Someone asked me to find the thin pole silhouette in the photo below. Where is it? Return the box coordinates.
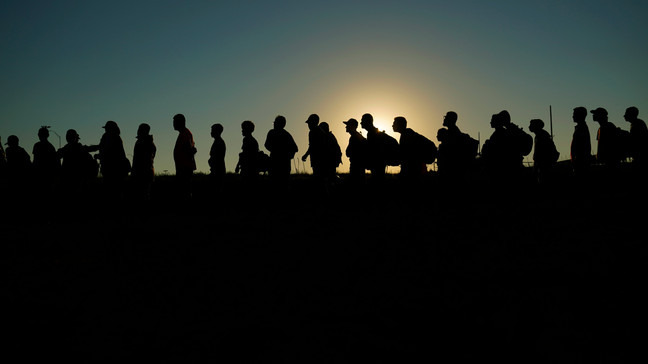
[550,105,554,140]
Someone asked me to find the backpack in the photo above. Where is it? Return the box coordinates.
[378,131,401,166]
[461,133,479,158]
[257,151,271,173]
[614,127,631,161]
[546,138,560,164]
[508,124,533,157]
[416,133,438,164]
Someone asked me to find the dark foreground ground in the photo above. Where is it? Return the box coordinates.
[3,169,647,362]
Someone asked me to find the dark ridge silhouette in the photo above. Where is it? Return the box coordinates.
[2,169,646,361]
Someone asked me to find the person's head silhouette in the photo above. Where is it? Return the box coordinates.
[137,123,151,139]
[65,129,80,144]
[320,121,330,133]
[528,119,545,134]
[173,114,186,131]
[443,111,458,127]
[38,126,50,141]
[498,110,511,126]
[490,114,503,130]
[590,108,608,124]
[392,116,407,134]
[211,123,223,138]
[274,115,287,130]
[624,106,639,122]
[343,118,359,134]
[305,114,320,130]
[573,107,587,123]
[241,120,255,136]
[6,135,19,148]
[360,113,374,131]
[102,120,120,135]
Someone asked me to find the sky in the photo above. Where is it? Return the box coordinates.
[2,0,647,175]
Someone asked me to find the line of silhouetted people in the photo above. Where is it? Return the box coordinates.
[1,107,647,205]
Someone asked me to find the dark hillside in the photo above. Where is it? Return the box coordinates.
[3,168,646,362]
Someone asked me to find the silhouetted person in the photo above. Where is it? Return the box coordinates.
[0,136,6,184]
[439,111,478,182]
[482,110,531,184]
[481,113,509,179]
[32,127,60,194]
[235,120,260,180]
[360,113,388,182]
[529,119,559,185]
[5,135,31,200]
[302,114,327,180]
[98,120,130,201]
[57,129,99,201]
[571,106,592,180]
[209,123,226,192]
[264,115,298,182]
[624,106,648,175]
[320,121,342,183]
[392,116,428,179]
[344,118,367,185]
[592,107,625,171]
[173,113,197,200]
[5,134,31,174]
[131,123,156,201]
[501,110,532,168]
[437,127,462,186]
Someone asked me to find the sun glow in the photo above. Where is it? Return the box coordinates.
[321,74,443,141]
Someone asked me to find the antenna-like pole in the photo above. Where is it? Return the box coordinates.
[549,105,554,140]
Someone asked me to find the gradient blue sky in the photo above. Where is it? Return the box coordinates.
[2,0,647,174]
